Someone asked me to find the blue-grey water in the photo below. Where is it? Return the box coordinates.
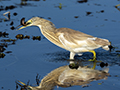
[0,0,120,90]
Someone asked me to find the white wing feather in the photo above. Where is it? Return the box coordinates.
[59,33,101,53]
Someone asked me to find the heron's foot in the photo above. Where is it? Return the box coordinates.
[89,56,96,61]
[69,63,79,69]
[88,50,97,62]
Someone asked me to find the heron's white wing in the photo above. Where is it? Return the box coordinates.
[57,28,95,48]
[58,33,101,53]
[58,33,92,52]
[57,28,110,52]
[59,33,76,51]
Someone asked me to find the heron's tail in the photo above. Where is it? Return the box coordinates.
[102,45,109,51]
[94,38,110,51]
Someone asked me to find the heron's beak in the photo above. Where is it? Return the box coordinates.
[16,25,27,30]
[15,80,32,90]
[108,45,114,52]
[16,18,32,30]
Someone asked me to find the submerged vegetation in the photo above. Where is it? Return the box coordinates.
[0,29,41,58]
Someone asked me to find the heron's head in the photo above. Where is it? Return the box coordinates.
[16,17,43,30]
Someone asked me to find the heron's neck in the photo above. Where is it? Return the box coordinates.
[37,24,56,36]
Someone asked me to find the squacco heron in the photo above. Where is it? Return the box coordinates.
[17,17,111,62]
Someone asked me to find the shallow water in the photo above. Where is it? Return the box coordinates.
[0,0,120,90]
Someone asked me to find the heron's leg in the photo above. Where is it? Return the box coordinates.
[70,52,75,59]
[69,52,75,64]
[92,61,97,69]
[69,52,79,69]
[89,50,96,61]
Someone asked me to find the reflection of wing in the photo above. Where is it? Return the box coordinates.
[16,63,109,90]
[58,66,109,87]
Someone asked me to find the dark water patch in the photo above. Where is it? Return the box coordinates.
[86,11,92,16]
[10,26,15,30]
[77,0,88,3]
[10,21,14,26]
[24,35,30,39]
[100,10,104,13]
[0,32,41,58]
[15,34,41,40]
[45,51,69,62]
[45,51,93,64]
[0,6,4,11]
[1,39,16,43]
[97,52,120,66]
[100,62,108,68]
[32,36,41,41]
[28,0,40,1]
[116,50,120,52]
[0,32,9,38]
[0,19,2,22]
[47,17,51,20]
[16,1,37,7]
[0,43,8,48]
[0,38,16,58]
[86,9,105,17]
[5,51,12,54]
[96,10,104,13]
[74,16,79,18]
[1,87,4,89]
[13,12,18,16]
[5,5,16,10]
[0,46,6,52]
[0,5,16,12]
[111,20,116,22]
[15,34,24,40]
[15,34,40,40]
[0,53,5,58]
[44,50,120,67]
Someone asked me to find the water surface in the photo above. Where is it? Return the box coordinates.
[0,0,120,90]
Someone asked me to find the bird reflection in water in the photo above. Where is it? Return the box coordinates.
[16,61,109,90]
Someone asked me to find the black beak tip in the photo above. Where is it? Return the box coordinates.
[15,24,22,30]
[108,45,114,52]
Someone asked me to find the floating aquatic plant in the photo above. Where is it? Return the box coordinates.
[59,3,62,9]
[0,53,5,58]
[32,36,41,41]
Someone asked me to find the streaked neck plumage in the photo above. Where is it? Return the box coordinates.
[37,20,56,36]
[36,20,64,49]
